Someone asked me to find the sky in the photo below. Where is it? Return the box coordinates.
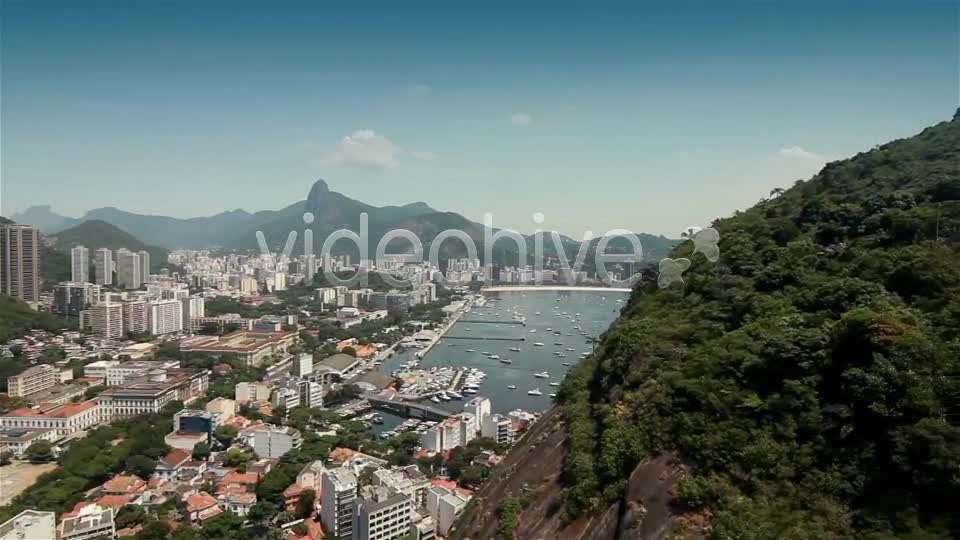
[1,0,957,238]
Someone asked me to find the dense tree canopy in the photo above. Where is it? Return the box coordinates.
[557,113,960,538]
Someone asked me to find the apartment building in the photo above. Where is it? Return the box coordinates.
[137,250,150,284]
[148,298,183,335]
[0,224,40,302]
[106,360,180,386]
[6,364,58,397]
[181,296,205,328]
[71,245,89,283]
[179,330,295,366]
[353,485,413,540]
[0,510,56,540]
[94,248,112,286]
[253,425,302,459]
[53,282,101,316]
[57,505,115,540]
[321,467,358,540]
[234,381,272,404]
[122,299,148,334]
[116,249,141,289]
[90,301,124,338]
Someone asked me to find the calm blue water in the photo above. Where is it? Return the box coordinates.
[379,290,627,415]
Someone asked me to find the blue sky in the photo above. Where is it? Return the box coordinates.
[1,1,957,237]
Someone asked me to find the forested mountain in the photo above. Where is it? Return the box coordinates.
[453,113,960,540]
[47,220,171,274]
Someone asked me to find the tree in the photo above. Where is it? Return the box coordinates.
[297,489,316,519]
[84,385,107,399]
[136,519,171,540]
[114,504,147,529]
[25,440,55,463]
[223,448,252,468]
[214,425,238,447]
[0,450,13,466]
[192,442,211,461]
[125,454,156,479]
[341,346,357,357]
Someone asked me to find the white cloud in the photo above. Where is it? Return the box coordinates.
[510,112,532,126]
[778,145,821,160]
[325,129,401,169]
[410,151,438,161]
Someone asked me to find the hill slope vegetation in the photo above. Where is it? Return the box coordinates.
[455,112,960,539]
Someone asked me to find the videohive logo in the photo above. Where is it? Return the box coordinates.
[255,212,720,289]
[657,226,720,288]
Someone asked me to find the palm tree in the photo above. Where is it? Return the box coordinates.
[769,187,786,198]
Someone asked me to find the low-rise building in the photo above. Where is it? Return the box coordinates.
[179,330,295,366]
[97,368,209,421]
[58,503,115,540]
[0,400,101,440]
[253,426,302,459]
[0,427,58,457]
[0,510,56,540]
[7,364,58,398]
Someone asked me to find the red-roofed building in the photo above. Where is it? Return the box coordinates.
[155,448,192,480]
[96,494,134,509]
[283,483,303,513]
[286,518,324,540]
[0,400,101,439]
[102,474,147,496]
[186,492,223,523]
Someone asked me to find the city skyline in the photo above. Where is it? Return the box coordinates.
[2,1,957,237]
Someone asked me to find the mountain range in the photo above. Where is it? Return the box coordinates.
[11,179,679,264]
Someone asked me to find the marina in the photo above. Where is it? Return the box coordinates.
[377,289,627,415]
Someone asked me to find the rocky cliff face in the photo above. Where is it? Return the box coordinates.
[450,406,708,540]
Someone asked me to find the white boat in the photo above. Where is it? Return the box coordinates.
[527,388,543,396]
[549,382,560,387]
[549,393,557,398]
[534,342,544,347]
[509,347,521,352]
[431,396,441,403]
[566,347,575,351]
[499,358,513,364]
[562,362,572,366]
[482,351,490,355]
[463,388,478,394]
[465,328,471,331]
[529,329,537,333]
[467,349,476,352]
[534,371,550,378]
[507,385,517,390]
[489,354,501,360]
[546,327,552,331]
[447,391,463,399]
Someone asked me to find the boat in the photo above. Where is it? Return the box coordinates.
[507,385,517,390]
[447,391,463,399]
[509,347,521,352]
[482,351,490,355]
[489,354,501,360]
[554,342,563,346]
[529,329,537,333]
[549,393,557,398]
[566,347,575,351]
[527,388,543,396]
[557,353,567,358]
[546,327,552,331]
[534,342,544,347]
[562,362,572,366]
[466,349,476,352]
[430,396,441,403]
[549,382,560,386]
[465,328,471,331]
[499,358,513,364]
[463,388,478,394]
[534,371,550,378]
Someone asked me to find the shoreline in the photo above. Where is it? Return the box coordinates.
[481,285,632,293]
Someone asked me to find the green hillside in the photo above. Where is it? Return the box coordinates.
[555,112,960,538]
[47,219,171,274]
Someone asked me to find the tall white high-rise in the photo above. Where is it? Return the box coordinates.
[91,302,124,339]
[181,296,205,328]
[94,248,113,286]
[321,468,357,540]
[116,249,141,289]
[148,299,183,335]
[71,245,89,283]
[122,299,148,334]
[137,250,150,284]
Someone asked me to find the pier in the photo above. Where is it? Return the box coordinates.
[364,394,453,421]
